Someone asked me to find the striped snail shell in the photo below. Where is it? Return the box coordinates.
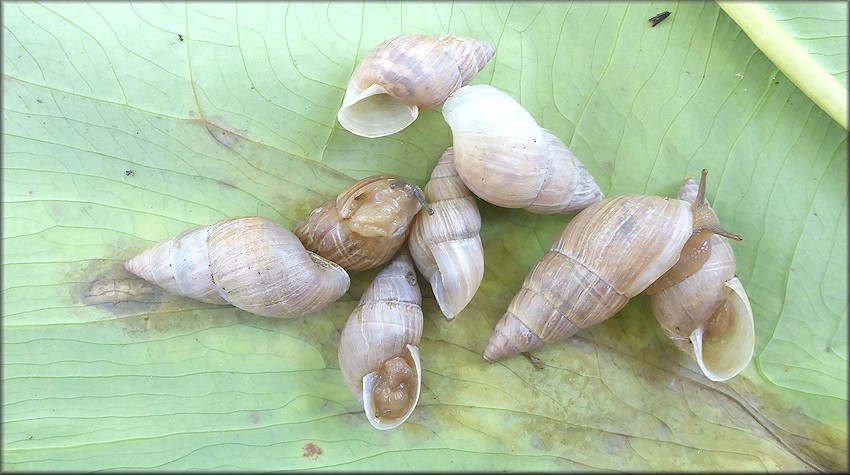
[645,173,753,381]
[337,250,424,430]
[441,84,604,214]
[408,147,484,320]
[294,175,432,271]
[338,34,496,138]
[482,170,739,362]
[124,216,350,318]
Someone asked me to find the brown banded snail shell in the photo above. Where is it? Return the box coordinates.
[645,173,754,381]
[338,34,496,138]
[337,250,424,430]
[294,175,432,271]
[482,170,740,362]
[408,147,484,320]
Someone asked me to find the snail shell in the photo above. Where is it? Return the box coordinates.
[294,175,430,271]
[646,176,754,381]
[338,251,424,430]
[441,84,604,214]
[482,171,737,362]
[408,147,484,320]
[125,216,350,318]
[338,34,497,138]
[482,195,693,362]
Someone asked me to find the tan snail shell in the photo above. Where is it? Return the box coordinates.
[441,84,604,214]
[338,250,424,430]
[483,170,740,362]
[408,147,484,320]
[338,34,497,138]
[645,175,754,381]
[294,175,432,271]
[124,216,350,318]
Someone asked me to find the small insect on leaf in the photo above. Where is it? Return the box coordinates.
[125,169,133,176]
[649,11,671,27]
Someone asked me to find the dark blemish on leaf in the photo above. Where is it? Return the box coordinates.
[79,260,164,316]
[36,99,43,104]
[201,115,246,149]
[248,411,262,425]
[649,11,671,27]
[178,33,184,41]
[522,352,544,370]
[601,161,614,174]
[125,169,133,176]
[217,180,237,189]
[302,442,323,460]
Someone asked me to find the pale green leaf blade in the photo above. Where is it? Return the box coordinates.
[3,1,847,471]
[717,1,849,129]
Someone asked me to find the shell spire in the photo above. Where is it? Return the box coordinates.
[338,34,497,138]
[409,147,484,320]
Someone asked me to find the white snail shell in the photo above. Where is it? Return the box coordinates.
[408,147,484,320]
[338,251,424,430]
[441,84,604,214]
[338,34,496,138]
[294,175,428,271]
[646,177,754,381]
[125,216,350,318]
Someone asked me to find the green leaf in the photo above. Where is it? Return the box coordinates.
[3,1,846,471]
[718,1,848,129]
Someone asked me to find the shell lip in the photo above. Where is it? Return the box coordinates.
[690,277,754,382]
[337,82,419,138]
[362,344,422,430]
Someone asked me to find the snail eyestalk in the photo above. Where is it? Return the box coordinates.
[390,179,434,215]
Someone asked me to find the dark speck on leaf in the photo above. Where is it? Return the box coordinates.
[125,169,133,176]
[178,33,184,41]
[649,11,671,27]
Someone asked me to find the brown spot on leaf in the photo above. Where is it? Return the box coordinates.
[302,442,323,460]
[601,161,614,174]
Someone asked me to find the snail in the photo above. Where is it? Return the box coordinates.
[441,84,604,214]
[337,34,497,138]
[644,174,754,381]
[294,175,433,271]
[124,216,350,318]
[337,250,424,430]
[482,170,741,362]
[408,147,484,320]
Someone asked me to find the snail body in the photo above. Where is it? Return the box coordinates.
[483,171,738,362]
[441,84,604,214]
[124,216,350,318]
[294,175,431,271]
[338,251,424,430]
[646,175,753,381]
[408,147,484,320]
[338,34,497,138]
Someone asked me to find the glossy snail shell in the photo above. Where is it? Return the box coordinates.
[646,177,754,381]
[482,194,694,362]
[408,147,484,320]
[338,251,424,430]
[441,84,604,214]
[124,216,350,318]
[338,34,496,138]
[294,175,430,271]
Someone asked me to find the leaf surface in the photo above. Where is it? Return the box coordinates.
[3,2,847,471]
